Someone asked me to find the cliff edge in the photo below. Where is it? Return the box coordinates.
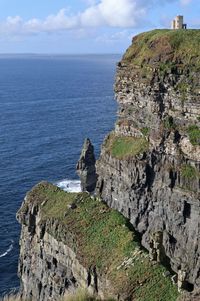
[96,29,200,293]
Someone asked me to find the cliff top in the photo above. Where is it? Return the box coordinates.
[18,182,179,301]
[122,29,200,70]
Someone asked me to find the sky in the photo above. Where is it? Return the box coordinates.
[0,0,199,54]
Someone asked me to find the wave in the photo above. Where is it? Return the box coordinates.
[0,240,14,258]
[55,179,81,193]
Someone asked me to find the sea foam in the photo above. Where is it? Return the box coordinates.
[0,240,14,258]
[55,179,81,193]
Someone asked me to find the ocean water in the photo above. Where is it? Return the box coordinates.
[0,54,119,296]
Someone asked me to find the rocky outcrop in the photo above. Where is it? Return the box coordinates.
[96,29,200,292]
[17,182,178,301]
[16,183,110,301]
[76,138,97,193]
[178,290,200,301]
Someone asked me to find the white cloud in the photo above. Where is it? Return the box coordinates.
[81,0,146,27]
[0,0,178,37]
[180,0,192,5]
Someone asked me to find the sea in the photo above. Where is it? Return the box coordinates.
[0,54,119,296]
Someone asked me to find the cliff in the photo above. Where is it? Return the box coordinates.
[17,182,178,301]
[96,29,200,293]
[16,29,200,301]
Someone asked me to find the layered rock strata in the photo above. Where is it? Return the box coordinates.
[96,29,200,292]
[17,182,178,301]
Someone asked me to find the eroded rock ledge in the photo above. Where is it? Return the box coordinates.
[17,182,178,301]
[96,29,200,295]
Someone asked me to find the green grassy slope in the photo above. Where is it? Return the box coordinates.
[123,29,200,71]
[21,182,179,301]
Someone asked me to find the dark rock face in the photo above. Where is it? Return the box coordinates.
[16,183,108,301]
[76,138,97,193]
[96,30,200,292]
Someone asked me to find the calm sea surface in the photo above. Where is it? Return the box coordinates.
[0,54,119,296]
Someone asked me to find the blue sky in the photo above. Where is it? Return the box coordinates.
[0,0,199,54]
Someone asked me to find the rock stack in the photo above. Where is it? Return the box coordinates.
[76,138,97,193]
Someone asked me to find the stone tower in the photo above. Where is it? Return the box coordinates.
[171,15,187,29]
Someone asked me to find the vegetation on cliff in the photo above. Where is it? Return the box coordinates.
[21,182,179,301]
[1,290,111,301]
[104,133,149,159]
[187,125,200,146]
[120,29,200,102]
[123,29,200,71]
[181,164,199,180]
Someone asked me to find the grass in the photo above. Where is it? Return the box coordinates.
[120,29,200,101]
[175,82,190,104]
[0,290,112,301]
[141,127,149,136]
[187,125,200,146]
[164,116,175,130]
[123,29,200,72]
[181,164,199,180]
[105,133,149,159]
[18,182,179,301]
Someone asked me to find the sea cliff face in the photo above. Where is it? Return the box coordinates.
[17,182,178,301]
[96,29,200,291]
[17,183,110,301]
[17,29,200,301]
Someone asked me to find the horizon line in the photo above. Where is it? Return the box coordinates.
[0,53,122,56]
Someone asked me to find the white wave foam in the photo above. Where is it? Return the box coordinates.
[0,240,14,258]
[55,179,81,193]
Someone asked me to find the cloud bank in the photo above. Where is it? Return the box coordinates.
[0,0,180,37]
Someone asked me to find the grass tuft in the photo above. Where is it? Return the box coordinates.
[187,125,200,146]
[181,164,199,179]
[141,127,150,136]
[62,290,101,301]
